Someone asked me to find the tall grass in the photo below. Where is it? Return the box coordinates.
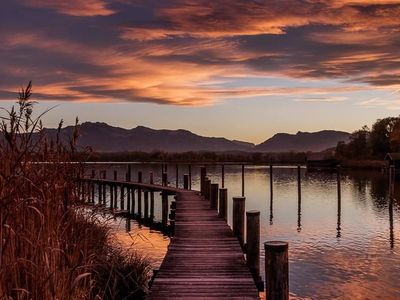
[0,83,151,299]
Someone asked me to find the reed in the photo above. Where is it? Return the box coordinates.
[0,82,150,299]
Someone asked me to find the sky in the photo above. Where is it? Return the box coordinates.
[1,0,400,143]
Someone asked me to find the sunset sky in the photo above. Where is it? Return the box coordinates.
[1,0,400,143]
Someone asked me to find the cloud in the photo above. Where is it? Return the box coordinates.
[20,0,116,16]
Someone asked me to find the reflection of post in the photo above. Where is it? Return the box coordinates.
[337,168,341,238]
[125,218,131,232]
[242,164,245,196]
[389,197,394,248]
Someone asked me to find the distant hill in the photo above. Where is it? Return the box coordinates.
[42,122,255,152]
[41,123,350,153]
[254,130,350,152]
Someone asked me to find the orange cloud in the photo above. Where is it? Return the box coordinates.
[21,0,116,16]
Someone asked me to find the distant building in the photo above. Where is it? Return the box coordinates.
[384,153,400,169]
[306,152,337,170]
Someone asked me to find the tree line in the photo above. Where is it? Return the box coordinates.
[336,117,400,159]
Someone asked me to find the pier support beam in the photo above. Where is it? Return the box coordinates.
[233,196,245,248]
[264,241,289,300]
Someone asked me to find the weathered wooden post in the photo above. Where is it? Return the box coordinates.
[138,171,142,218]
[297,165,301,232]
[270,164,273,198]
[219,188,228,221]
[188,164,192,189]
[91,170,95,203]
[246,210,262,290]
[183,174,189,189]
[204,178,211,201]
[169,200,176,231]
[131,187,135,215]
[102,170,106,203]
[150,172,154,220]
[127,164,132,182]
[175,164,179,188]
[114,171,118,209]
[120,185,125,210]
[233,196,245,247]
[110,182,114,209]
[242,164,245,196]
[162,172,168,186]
[297,165,301,198]
[210,183,219,209]
[200,166,206,195]
[98,177,102,204]
[337,167,341,238]
[144,190,149,220]
[162,192,168,228]
[264,241,289,300]
[222,164,225,188]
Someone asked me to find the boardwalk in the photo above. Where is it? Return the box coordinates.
[148,190,260,299]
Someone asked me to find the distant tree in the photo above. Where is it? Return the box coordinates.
[347,125,370,158]
[370,117,398,157]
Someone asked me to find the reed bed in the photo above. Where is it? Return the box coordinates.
[0,83,151,299]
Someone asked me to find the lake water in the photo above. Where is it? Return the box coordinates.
[89,163,400,300]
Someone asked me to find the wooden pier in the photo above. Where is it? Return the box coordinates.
[82,176,260,299]
[148,190,259,299]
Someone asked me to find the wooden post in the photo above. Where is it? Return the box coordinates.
[127,187,131,213]
[162,172,168,186]
[233,196,245,247]
[219,188,228,221]
[114,183,118,209]
[91,170,95,203]
[200,166,206,195]
[270,164,273,199]
[138,171,142,218]
[183,174,189,189]
[102,170,106,203]
[204,178,211,201]
[210,183,219,209]
[264,241,289,300]
[242,164,245,196]
[389,165,395,196]
[337,167,341,238]
[131,188,135,215]
[98,181,102,204]
[297,165,301,198]
[110,183,114,209]
[144,191,149,220]
[120,185,125,210]
[127,164,131,182]
[176,164,179,188]
[162,192,168,228]
[150,172,154,220]
[222,164,225,188]
[246,210,262,290]
[188,164,192,189]
[297,165,301,232]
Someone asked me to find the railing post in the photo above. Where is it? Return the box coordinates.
[204,178,211,201]
[246,210,262,290]
[264,241,289,300]
[138,171,142,218]
[144,190,149,220]
[150,172,154,220]
[120,185,125,210]
[219,188,228,221]
[162,172,168,186]
[91,170,95,203]
[210,183,219,209]
[127,164,132,182]
[183,174,189,189]
[102,170,106,203]
[233,196,245,247]
[200,166,206,195]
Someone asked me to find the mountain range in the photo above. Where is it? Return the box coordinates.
[43,122,350,153]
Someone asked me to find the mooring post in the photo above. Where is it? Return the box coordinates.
[144,190,149,220]
[297,165,301,197]
[242,164,245,196]
[150,172,154,220]
[138,171,142,218]
[162,172,168,186]
[200,166,206,195]
[210,183,219,209]
[188,164,192,189]
[219,188,228,221]
[162,192,168,228]
[183,174,189,189]
[270,164,273,198]
[246,210,262,290]
[264,241,289,300]
[204,178,211,201]
[389,165,395,195]
[175,164,179,188]
[222,164,225,188]
[233,196,246,248]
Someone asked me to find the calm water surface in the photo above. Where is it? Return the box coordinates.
[90,163,400,300]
